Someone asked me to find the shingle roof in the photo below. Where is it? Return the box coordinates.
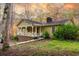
[17,19,69,26]
[41,19,69,26]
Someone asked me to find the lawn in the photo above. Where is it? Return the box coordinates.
[1,39,79,56]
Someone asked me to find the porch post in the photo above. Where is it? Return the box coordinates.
[40,26,42,36]
[35,26,37,36]
[32,26,34,37]
[26,26,27,35]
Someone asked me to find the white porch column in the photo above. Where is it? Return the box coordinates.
[32,26,34,37]
[40,26,42,36]
[26,26,27,35]
[35,26,37,36]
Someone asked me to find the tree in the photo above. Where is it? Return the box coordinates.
[33,4,47,22]
[62,4,79,25]
[24,3,32,20]
[46,4,64,20]
[62,6,76,25]
[2,3,14,51]
[35,8,44,22]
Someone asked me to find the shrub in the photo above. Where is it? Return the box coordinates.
[12,35,18,41]
[53,24,79,40]
[42,31,50,39]
[2,43,10,51]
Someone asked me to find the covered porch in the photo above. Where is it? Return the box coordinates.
[17,26,42,37]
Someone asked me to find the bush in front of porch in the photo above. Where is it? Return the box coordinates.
[42,31,50,39]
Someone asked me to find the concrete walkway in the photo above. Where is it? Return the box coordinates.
[10,39,42,46]
[0,39,42,49]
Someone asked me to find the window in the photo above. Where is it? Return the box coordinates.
[27,27,32,32]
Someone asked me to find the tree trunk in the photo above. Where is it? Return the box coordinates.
[2,3,13,51]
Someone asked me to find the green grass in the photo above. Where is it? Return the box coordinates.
[18,39,79,55]
[44,40,79,51]
[1,39,79,55]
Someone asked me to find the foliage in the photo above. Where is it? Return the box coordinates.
[53,24,79,40]
[42,31,50,39]
[12,35,18,41]
[2,43,10,51]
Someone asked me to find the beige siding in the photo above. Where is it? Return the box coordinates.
[18,22,32,27]
[41,26,53,37]
[17,22,32,36]
[74,18,79,26]
[65,21,72,25]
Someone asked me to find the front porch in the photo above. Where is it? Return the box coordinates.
[17,26,42,37]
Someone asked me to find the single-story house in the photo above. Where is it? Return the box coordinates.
[13,18,70,38]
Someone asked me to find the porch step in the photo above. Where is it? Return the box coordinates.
[17,36,32,42]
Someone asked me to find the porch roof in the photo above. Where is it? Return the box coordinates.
[17,19,69,27]
[38,19,69,26]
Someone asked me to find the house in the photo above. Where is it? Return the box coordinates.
[13,18,69,38]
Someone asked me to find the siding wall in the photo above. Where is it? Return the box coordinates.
[41,26,53,37]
